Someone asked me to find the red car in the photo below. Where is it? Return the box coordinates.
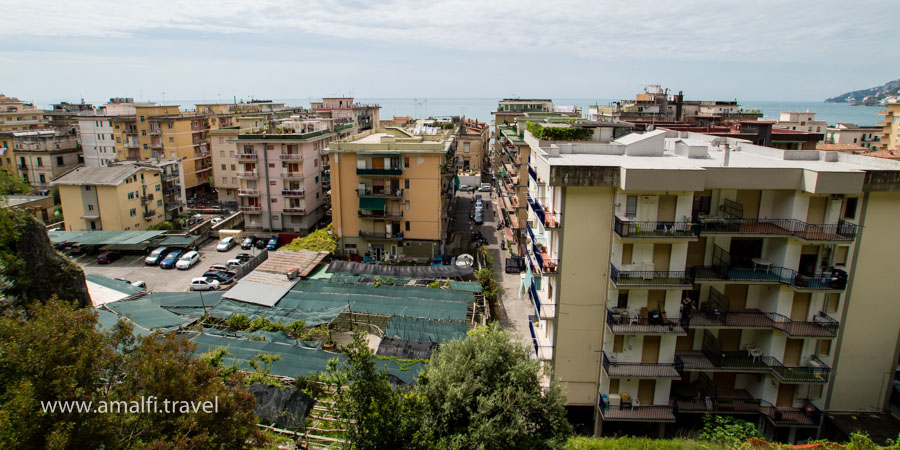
[97,251,122,264]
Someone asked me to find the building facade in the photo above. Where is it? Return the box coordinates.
[328,125,455,261]
[508,120,900,443]
[3,129,83,190]
[0,94,49,132]
[1,194,55,224]
[457,119,489,175]
[53,162,165,231]
[825,123,882,152]
[879,101,899,151]
[78,116,117,167]
[774,112,828,134]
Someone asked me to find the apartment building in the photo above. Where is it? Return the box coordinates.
[53,162,165,231]
[0,94,49,132]
[1,194,55,224]
[106,100,235,199]
[879,101,899,151]
[774,112,828,135]
[312,97,381,132]
[154,158,186,220]
[511,120,900,442]
[235,117,342,234]
[588,87,762,123]
[1,129,83,190]
[78,116,117,167]
[210,126,242,204]
[328,125,455,261]
[457,118,489,174]
[823,123,882,152]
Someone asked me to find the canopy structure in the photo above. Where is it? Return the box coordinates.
[358,197,386,210]
[49,230,167,250]
[327,260,473,278]
[104,298,193,332]
[155,234,205,248]
[86,274,145,306]
[377,337,438,360]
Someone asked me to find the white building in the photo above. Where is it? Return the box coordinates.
[774,112,827,134]
[77,116,117,167]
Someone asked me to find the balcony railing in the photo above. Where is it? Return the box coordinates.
[691,309,839,338]
[282,171,304,179]
[162,172,178,181]
[282,189,305,197]
[677,351,831,383]
[609,263,692,287]
[357,167,403,176]
[239,206,261,213]
[236,153,258,160]
[606,308,687,335]
[283,207,305,214]
[358,210,404,220]
[602,352,683,378]
[693,265,848,291]
[699,218,858,242]
[238,189,259,196]
[166,201,184,211]
[358,189,402,198]
[674,397,821,427]
[143,210,156,219]
[615,217,699,239]
[598,396,676,422]
[358,231,404,240]
[280,153,303,161]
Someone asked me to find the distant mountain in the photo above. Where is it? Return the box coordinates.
[826,79,900,106]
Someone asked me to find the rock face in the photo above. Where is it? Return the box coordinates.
[0,209,90,308]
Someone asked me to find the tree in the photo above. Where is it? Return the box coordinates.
[0,300,266,449]
[417,324,573,449]
[0,169,31,195]
[697,413,762,448]
[280,224,337,254]
[328,331,431,449]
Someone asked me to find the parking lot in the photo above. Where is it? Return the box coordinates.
[79,238,262,292]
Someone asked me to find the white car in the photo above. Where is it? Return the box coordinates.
[226,259,242,268]
[216,236,236,252]
[190,277,219,291]
[459,184,469,192]
[478,185,492,192]
[130,280,147,289]
[211,217,224,226]
[175,250,200,270]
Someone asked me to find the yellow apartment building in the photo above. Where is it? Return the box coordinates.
[512,121,900,443]
[1,128,83,190]
[327,126,455,261]
[0,94,49,132]
[53,162,165,231]
[457,118,489,174]
[879,101,900,151]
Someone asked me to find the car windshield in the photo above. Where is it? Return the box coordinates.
[180,253,194,260]
[150,248,164,256]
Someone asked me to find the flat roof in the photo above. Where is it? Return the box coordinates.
[49,230,166,245]
[1,195,50,207]
[52,163,159,186]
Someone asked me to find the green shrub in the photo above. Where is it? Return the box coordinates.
[287,320,306,337]
[526,121,592,141]
[227,314,250,330]
[248,316,285,332]
[697,413,761,448]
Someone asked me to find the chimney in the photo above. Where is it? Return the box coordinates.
[723,143,731,167]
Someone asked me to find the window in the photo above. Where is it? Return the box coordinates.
[405,179,410,189]
[130,208,136,216]
[270,181,276,185]
[315,192,319,199]
[36,157,42,167]
[128,192,134,199]
[616,292,628,308]
[244,145,253,153]
[87,204,94,211]
[464,143,470,153]
[39,174,45,184]
[221,164,226,170]
[56,156,63,166]
[168,137,174,143]
[625,195,637,218]
[157,200,162,207]
[85,186,91,191]
[405,221,410,231]
[315,176,319,184]
[817,339,832,357]
[271,198,277,203]
[155,184,161,191]
[230,164,235,171]
[139,116,145,122]
[843,197,858,219]
[116,136,121,143]
[141,130,146,136]
[835,246,849,266]
[268,163,275,168]
[167,123,173,129]
[404,157,410,168]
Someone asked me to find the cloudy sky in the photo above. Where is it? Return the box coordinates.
[1,0,897,105]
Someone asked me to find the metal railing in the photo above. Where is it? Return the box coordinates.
[358,189,403,198]
[358,231,403,240]
[602,352,684,378]
[282,189,305,197]
[678,351,831,383]
[693,264,848,290]
[237,171,258,178]
[283,207,305,214]
[692,309,839,338]
[610,263,692,287]
[279,153,303,161]
[281,171,304,179]
[598,396,676,422]
[615,217,699,238]
[237,189,259,196]
[699,217,858,241]
[236,153,258,160]
[357,167,403,176]
[143,210,156,218]
[239,206,260,212]
[606,308,687,334]
[674,397,821,427]
[358,210,403,220]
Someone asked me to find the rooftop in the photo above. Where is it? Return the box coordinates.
[52,162,161,186]
[1,195,50,208]
[328,127,453,154]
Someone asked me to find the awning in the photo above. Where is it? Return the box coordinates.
[359,197,386,210]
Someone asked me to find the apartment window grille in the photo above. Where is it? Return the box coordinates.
[625,195,637,218]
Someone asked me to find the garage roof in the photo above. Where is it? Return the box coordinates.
[49,230,166,245]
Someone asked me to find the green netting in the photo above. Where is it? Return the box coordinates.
[202,328,298,345]
[384,316,468,343]
[104,298,192,332]
[94,307,150,337]
[448,281,483,293]
[188,333,422,384]
[85,274,145,296]
[146,291,223,308]
[292,279,474,303]
[208,298,345,328]
[279,288,467,321]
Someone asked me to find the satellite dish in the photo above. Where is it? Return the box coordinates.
[456,254,474,267]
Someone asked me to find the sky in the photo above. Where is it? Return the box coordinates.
[1,0,898,105]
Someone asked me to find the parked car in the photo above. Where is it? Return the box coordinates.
[266,236,279,250]
[478,184,492,192]
[97,251,122,264]
[240,237,257,250]
[458,184,470,192]
[226,259,243,269]
[131,280,147,289]
[236,253,253,262]
[208,264,234,273]
[211,217,225,226]
[145,247,171,265]
[202,270,235,285]
[159,249,184,269]
[189,277,220,291]
[176,251,200,270]
[216,236,236,252]
[254,238,267,249]
[473,212,484,225]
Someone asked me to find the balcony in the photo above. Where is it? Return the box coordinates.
[357,167,403,176]
[236,153,258,161]
[143,210,156,219]
[609,263,692,288]
[606,308,687,335]
[282,171,304,179]
[674,397,821,427]
[694,246,848,291]
[528,196,562,229]
[614,217,698,240]
[358,210,404,220]
[602,352,683,378]
[162,172,178,181]
[358,189,402,199]
[528,321,554,361]
[282,189,305,197]
[677,351,831,383]
[597,396,675,423]
[280,153,303,161]
[283,207,305,215]
[238,189,259,197]
[149,127,161,136]
[358,231,403,241]
[125,140,139,149]
[239,206,261,213]
[237,171,258,178]
[166,201,185,211]
[692,290,840,337]
[140,193,153,203]
[699,217,858,242]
